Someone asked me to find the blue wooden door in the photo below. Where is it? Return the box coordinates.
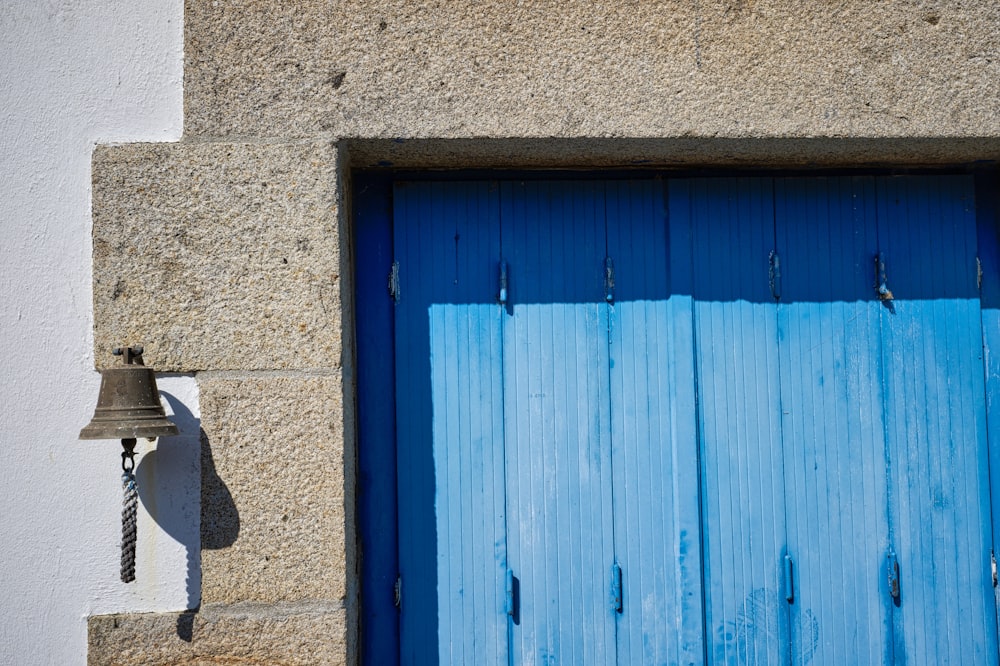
[500,181,617,665]
[391,178,705,664]
[393,181,509,665]
[674,178,792,665]
[876,176,998,664]
[379,173,1000,665]
[605,180,705,666]
[667,174,998,665]
[500,180,706,664]
[774,177,892,665]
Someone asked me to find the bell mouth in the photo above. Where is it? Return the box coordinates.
[79,411,179,440]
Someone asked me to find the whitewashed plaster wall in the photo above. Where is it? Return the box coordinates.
[0,2,186,664]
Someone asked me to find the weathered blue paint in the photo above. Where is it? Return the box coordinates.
[606,179,705,666]
[500,181,617,666]
[360,172,1000,665]
[393,181,508,665]
[774,176,890,665]
[676,177,791,666]
[877,175,998,665]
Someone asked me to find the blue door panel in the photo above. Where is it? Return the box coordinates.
[393,181,508,665]
[774,176,892,665]
[355,176,400,665]
[976,175,1000,657]
[500,181,618,666]
[876,175,998,665]
[675,177,791,665]
[606,179,705,665]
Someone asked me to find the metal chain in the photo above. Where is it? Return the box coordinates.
[120,467,138,583]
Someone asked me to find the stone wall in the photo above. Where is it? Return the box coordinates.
[184,0,1000,142]
[87,1,1000,663]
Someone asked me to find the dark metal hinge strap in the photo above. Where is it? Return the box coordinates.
[769,251,781,301]
[887,548,901,600]
[783,554,794,603]
[605,257,615,303]
[498,261,508,305]
[610,562,623,613]
[388,261,400,303]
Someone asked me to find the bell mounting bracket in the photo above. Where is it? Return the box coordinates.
[113,346,145,366]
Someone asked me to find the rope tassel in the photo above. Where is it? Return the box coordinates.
[121,470,138,583]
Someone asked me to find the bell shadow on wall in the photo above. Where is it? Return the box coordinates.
[135,391,239,642]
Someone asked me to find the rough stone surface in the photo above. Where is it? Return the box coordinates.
[186,0,1000,141]
[198,375,347,604]
[91,140,344,372]
[87,601,346,666]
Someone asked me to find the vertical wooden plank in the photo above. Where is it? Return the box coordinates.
[976,173,1000,666]
[665,179,708,666]
[355,175,400,665]
[606,179,704,665]
[501,180,617,666]
[877,175,998,665]
[774,176,891,665]
[679,177,791,665]
[393,180,436,665]
[394,181,508,665]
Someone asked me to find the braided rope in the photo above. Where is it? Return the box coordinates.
[121,471,138,583]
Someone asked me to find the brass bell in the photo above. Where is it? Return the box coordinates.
[80,346,178,441]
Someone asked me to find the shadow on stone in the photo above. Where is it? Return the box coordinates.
[171,432,240,641]
[176,610,196,642]
[201,429,239,550]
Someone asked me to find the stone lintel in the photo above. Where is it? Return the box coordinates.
[185,0,1000,140]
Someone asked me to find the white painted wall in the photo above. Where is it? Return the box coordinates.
[0,2,187,664]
